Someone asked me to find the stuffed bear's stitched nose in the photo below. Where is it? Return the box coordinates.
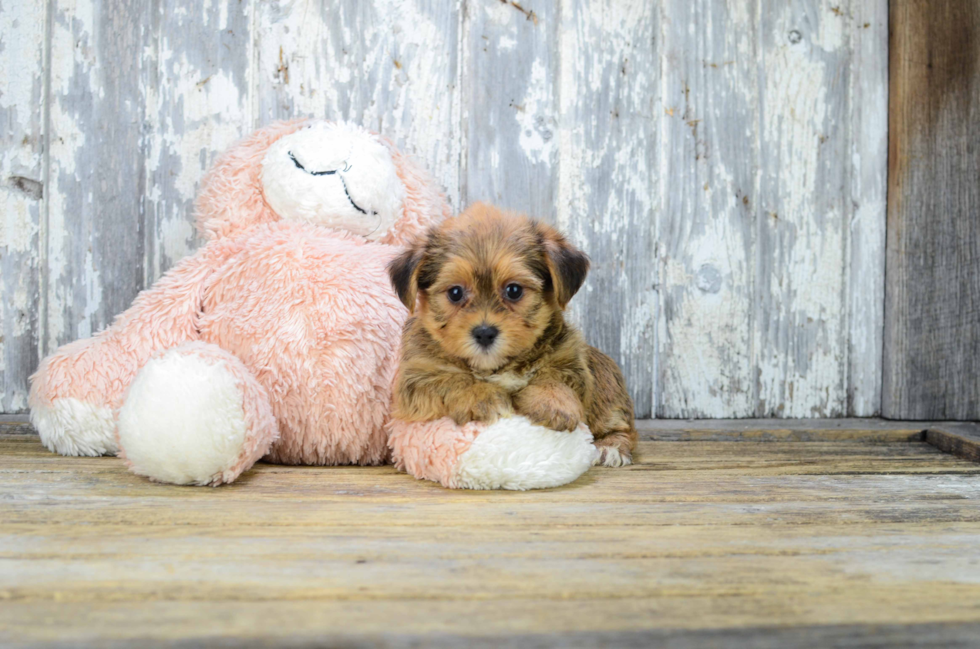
[472,325,499,349]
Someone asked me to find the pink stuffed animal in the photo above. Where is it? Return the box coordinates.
[29,119,596,489]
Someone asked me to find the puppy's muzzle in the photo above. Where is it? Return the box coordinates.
[471,325,499,349]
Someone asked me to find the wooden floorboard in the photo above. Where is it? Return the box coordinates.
[2,431,980,647]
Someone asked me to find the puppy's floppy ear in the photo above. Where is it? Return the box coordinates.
[388,245,424,312]
[538,223,590,308]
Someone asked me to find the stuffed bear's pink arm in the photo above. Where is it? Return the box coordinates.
[28,239,238,455]
[387,416,597,490]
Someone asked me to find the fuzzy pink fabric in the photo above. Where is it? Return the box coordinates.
[378,138,453,247]
[198,220,407,465]
[28,239,241,414]
[195,119,309,241]
[387,418,485,487]
[115,342,280,486]
[30,119,455,479]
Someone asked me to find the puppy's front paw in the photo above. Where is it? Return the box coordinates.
[515,382,584,432]
[527,407,580,432]
[593,445,632,467]
[451,384,513,425]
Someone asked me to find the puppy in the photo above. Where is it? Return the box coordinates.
[387,202,636,467]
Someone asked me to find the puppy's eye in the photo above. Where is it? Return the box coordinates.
[447,286,465,304]
[505,283,524,301]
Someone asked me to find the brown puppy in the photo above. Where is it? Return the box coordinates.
[387,202,636,467]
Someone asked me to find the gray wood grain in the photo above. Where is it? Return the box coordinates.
[754,0,851,417]
[460,0,558,220]
[557,0,658,418]
[16,623,980,649]
[846,0,888,416]
[141,0,253,282]
[44,0,149,352]
[926,423,980,464]
[657,0,886,418]
[658,0,759,418]
[0,0,894,419]
[0,0,45,413]
[883,0,980,420]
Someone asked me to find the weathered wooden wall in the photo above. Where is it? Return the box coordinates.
[883,0,980,420]
[0,0,888,418]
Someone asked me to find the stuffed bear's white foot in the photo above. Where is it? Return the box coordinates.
[451,416,597,490]
[117,343,279,486]
[31,398,118,457]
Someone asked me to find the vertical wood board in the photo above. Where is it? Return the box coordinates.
[657,0,759,418]
[141,0,254,283]
[45,0,148,353]
[557,0,659,417]
[883,0,980,419]
[845,0,888,416]
[754,0,851,417]
[460,0,558,220]
[0,0,46,412]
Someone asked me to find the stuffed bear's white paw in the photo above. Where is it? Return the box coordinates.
[118,349,249,486]
[593,445,633,468]
[31,398,118,456]
[451,416,597,490]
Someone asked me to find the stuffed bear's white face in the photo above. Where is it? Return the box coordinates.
[260,121,405,240]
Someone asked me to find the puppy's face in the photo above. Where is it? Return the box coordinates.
[389,203,589,372]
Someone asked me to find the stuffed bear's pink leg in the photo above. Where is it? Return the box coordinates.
[387,417,597,490]
[116,342,279,486]
[29,242,235,456]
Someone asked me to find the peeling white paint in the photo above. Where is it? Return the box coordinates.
[0,0,46,411]
[515,59,554,164]
[753,0,849,417]
[0,0,889,417]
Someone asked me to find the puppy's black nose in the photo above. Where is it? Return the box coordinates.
[472,325,499,349]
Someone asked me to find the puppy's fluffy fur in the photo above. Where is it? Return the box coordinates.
[388,203,636,467]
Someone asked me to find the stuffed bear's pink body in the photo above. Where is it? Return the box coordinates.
[29,120,448,484]
[195,221,407,466]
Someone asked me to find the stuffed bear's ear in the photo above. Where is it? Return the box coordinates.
[538,223,590,308]
[388,246,424,312]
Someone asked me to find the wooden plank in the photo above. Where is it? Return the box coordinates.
[754,0,851,417]
[638,418,928,443]
[844,0,888,417]
[3,434,980,646]
[2,609,980,649]
[845,0,888,416]
[44,0,149,351]
[0,414,938,442]
[0,416,33,435]
[556,0,658,417]
[0,414,947,443]
[460,0,557,220]
[926,423,980,464]
[883,1,980,419]
[7,437,977,480]
[656,1,887,418]
[253,0,462,208]
[0,0,45,413]
[141,0,253,282]
[657,0,759,418]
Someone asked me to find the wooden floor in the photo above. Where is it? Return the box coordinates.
[3,419,980,647]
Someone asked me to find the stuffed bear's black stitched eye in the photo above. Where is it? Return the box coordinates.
[505,284,523,301]
[447,286,465,303]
